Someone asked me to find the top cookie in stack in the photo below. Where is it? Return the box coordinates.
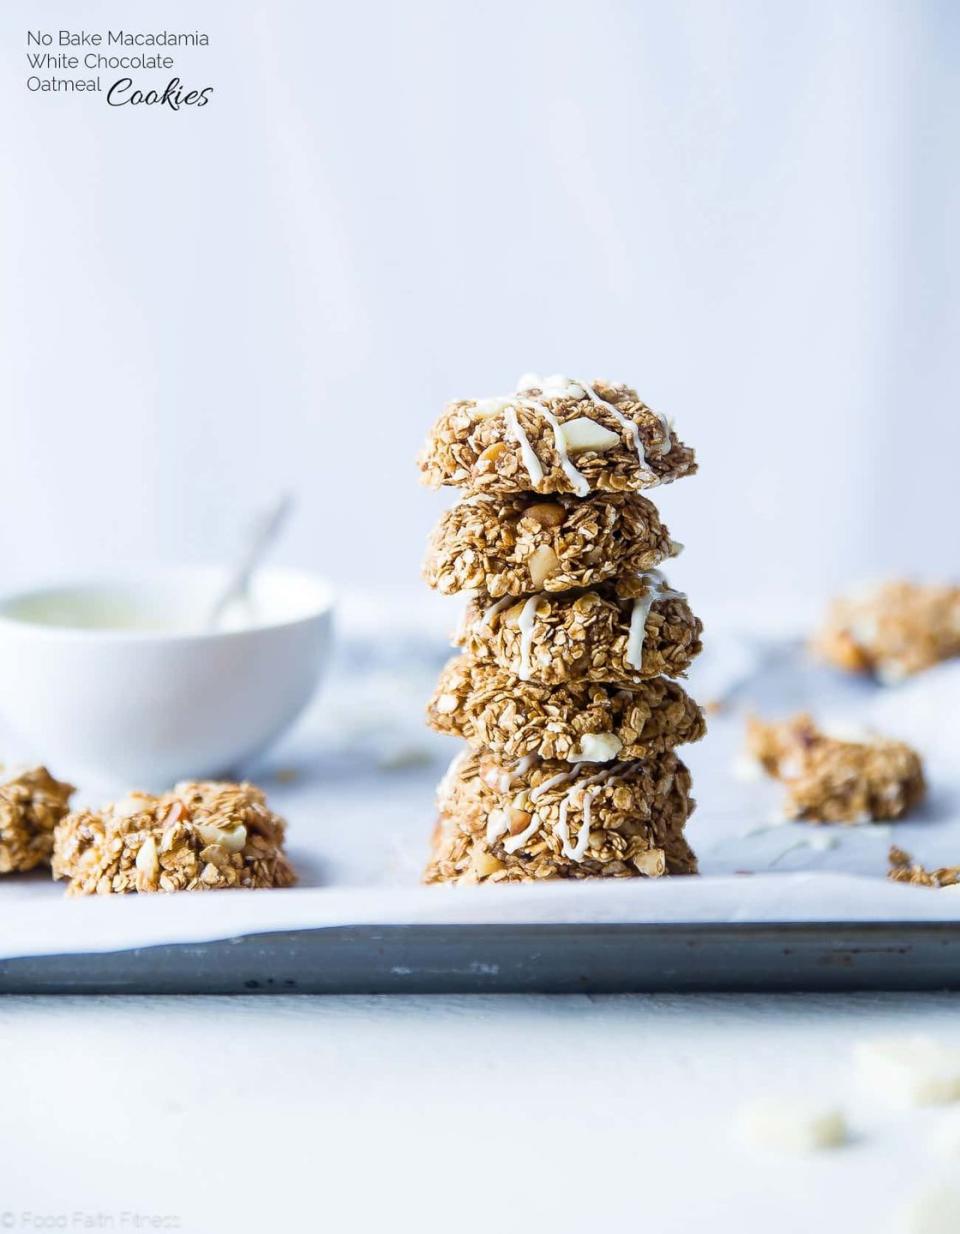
[418,374,704,885]
[418,374,696,496]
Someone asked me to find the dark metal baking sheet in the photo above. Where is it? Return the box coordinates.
[2,921,958,994]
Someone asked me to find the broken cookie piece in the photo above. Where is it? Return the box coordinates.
[888,846,960,889]
[745,713,925,823]
[52,780,296,895]
[0,765,75,874]
[814,580,960,683]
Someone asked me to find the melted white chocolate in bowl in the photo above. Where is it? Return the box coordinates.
[0,569,330,637]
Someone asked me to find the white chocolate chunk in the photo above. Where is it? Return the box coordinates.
[900,1185,960,1234]
[557,417,621,454]
[515,373,584,400]
[738,1098,848,1152]
[502,811,541,853]
[469,847,503,878]
[195,821,248,852]
[485,808,509,844]
[112,793,153,820]
[134,834,159,889]
[471,397,514,419]
[855,1036,960,1106]
[567,732,623,764]
[633,848,666,876]
[527,544,560,587]
[434,693,458,715]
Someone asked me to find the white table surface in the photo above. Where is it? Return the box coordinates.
[1,992,958,1233]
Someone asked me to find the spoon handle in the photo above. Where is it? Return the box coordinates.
[207,493,294,630]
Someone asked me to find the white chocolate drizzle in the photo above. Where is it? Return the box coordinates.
[551,764,624,863]
[557,786,600,861]
[484,755,539,846]
[504,406,544,487]
[469,373,675,493]
[519,397,590,497]
[497,754,534,793]
[625,570,683,669]
[580,378,672,460]
[503,811,542,854]
[577,764,625,791]
[576,379,653,473]
[497,763,627,864]
[485,809,509,845]
[530,768,579,802]
[516,594,540,680]
[479,594,512,627]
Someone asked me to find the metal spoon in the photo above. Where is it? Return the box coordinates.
[206,493,294,631]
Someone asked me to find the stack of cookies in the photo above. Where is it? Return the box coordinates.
[418,373,704,884]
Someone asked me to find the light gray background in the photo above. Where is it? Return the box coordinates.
[3,0,958,618]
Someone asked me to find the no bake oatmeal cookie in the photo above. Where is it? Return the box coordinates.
[418,374,696,496]
[746,714,925,824]
[459,573,702,687]
[0,766,74,874]
[424,749,697,884]
[424,490,678,597]
[814,581,960,682]
[52,780,296,896]
[428,654,705,763]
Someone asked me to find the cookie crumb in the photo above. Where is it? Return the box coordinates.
[889,846,960,888]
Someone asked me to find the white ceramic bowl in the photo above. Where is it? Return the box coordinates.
[0,567,334,787]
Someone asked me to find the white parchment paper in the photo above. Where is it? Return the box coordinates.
[1,610,957,961]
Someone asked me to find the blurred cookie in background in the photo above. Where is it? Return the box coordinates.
[813,581,960,683]
[745,713,925,824]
